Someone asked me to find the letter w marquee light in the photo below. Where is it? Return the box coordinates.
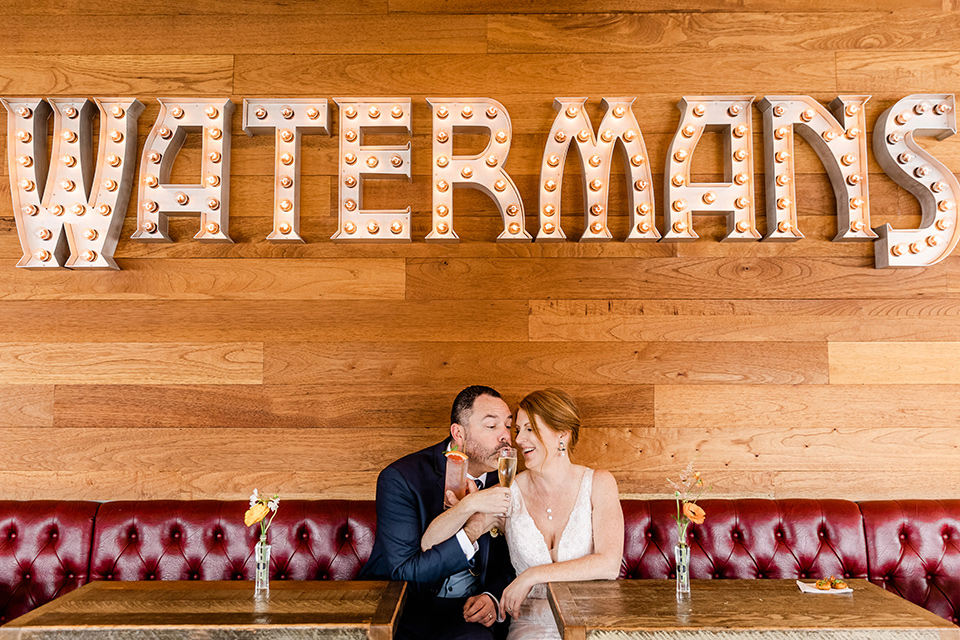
[4,93,960,270]
[2,97,143,269]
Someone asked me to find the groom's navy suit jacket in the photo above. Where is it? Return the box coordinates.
[360,438,513,635]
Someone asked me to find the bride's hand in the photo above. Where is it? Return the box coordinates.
[501,573,535,620]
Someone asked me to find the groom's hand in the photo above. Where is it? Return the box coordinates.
[463,512,498,543]
[463,593,497,627]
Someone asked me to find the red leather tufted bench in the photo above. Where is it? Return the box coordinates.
[860,500,960,625]
[0,498,957,626]
[0,501,98,625]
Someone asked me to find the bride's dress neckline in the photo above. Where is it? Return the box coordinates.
[516,469,590,563]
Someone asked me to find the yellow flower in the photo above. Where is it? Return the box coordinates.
[245,503,270,527]
[683,501,706,525]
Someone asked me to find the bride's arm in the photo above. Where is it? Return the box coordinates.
[501,470,623,616]
[421,485,512,551]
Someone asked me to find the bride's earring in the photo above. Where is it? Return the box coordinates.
[558,440,566,455]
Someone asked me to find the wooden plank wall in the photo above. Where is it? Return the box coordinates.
[1,0,958,502]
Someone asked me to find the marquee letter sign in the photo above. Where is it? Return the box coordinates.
[331,98,412,242]
[537,97,657,242]
[662,96,760,242]
[425,98,530,243]
[242,99,330,243]
[133,98,234,243]
[758,95,873,242]
[4,92,960,270]
[872,94,960,268]
[2,97,143,269]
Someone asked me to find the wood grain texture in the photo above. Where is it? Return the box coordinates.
[655,384,960,428]
[0,343,262,385]
[0,259,404,301]
[263,341,828,386]
[829,342,960,384]
[405,258,947,300]
[529,298,960,342]
[0,4,955,503]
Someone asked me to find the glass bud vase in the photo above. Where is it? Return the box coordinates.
[254,534,271,600]
[675,542,691,597]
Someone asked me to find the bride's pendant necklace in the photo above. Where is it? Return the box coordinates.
[531,476,558,520]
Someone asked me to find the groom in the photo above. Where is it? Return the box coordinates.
[360,385,515,640]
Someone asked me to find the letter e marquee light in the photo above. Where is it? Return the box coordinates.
[2,97,143,269]
[332,98,412,242]
[133,98,234,243]
[873,94,960,268]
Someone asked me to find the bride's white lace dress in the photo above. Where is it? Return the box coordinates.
[505,469,594,640]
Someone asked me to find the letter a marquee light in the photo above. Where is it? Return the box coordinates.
[4,93,960,270]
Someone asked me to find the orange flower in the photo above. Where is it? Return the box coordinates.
[683,501,706,525]
[244,503,270,527]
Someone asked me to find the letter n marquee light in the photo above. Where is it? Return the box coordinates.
[332,98,412,242]
[425,98,531,243]
[873,94,960,268]
[758,96,872,242]
[537,97,657,242]
[133,99,234,243]
[2,97,143,269]
[662,96,760,242]
[242,99,330,243]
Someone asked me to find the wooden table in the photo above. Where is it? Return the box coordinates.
[547,579,960,640]
[0,580,406,640]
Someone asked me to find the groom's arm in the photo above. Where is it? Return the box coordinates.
[373,466,471,590]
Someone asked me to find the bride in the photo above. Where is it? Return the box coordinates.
[499,389,624,639]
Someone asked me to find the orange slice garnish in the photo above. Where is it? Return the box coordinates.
[444,450,468,461]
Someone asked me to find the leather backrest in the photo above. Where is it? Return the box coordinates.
[860,500,960,625]
[0,501,98,624]
[622,499,868,581]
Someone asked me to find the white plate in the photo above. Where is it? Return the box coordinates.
[796,579,853,594]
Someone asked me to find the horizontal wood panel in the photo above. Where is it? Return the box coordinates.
[829,341,960,384]
[0,55,233,94]
[391,0,943,13]
[0,0,387,15]
[0,300,528,342]
[0,259,404,301]
[0,15,487,55]
[52,383,655,429]
[837,51,960,92]
[0,342,263,385]
[530,297,960,341]
[233,53,837,95]
[0,385,53,427]
[263,341,828,386]
[655,384,960,428]
[405,257,947,300]
[488,12,958,54]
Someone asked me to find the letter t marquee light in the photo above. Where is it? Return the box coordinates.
[133,98,234,243]
[425,98,531,243]
[662,96,760,242]
[2,97,143,269]
[242,99,330,243]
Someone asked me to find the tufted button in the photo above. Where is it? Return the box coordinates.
[130,532,138,540]
[173,532,181,540]
[713,573,720,579]
[926,574,933,581]
[775,531,783,538]
[646,531,653,538]
[899,533,906,540]
[800,573,808,579]
[669,573,676,579]
[106,574,113,580]
[943,533,950,540]
[9,532,16,539]
[343,531,351,540]
[732,532,739,539]
[215,532,224,540]
[818,530,825,538]
[23,573,31,581]
[67,573,75,579]
[51,531,58,539]
[844,573,850,578]
[234,574,243,580]
[280,574,286,580]
[301,532,308,540]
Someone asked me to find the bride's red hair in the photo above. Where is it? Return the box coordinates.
[516,388,581,451]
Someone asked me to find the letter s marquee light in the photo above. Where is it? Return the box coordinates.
[2,97,143,269]
[4,93,960,270]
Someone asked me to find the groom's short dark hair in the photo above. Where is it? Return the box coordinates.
[451,385,502,425]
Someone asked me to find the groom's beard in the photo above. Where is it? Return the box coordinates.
[463,436,501,473]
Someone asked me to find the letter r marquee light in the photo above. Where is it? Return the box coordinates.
[4,93,960,270]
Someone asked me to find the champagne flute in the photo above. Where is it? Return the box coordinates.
[490,448,517,538]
